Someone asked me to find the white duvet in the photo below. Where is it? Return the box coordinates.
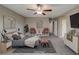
[24,36,39,48]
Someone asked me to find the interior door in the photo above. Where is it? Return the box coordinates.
[54,20,57,36]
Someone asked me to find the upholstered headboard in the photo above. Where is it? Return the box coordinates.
[6,29,16,33]
[5,29,17,39]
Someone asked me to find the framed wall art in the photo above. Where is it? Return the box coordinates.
[3,16,16,29]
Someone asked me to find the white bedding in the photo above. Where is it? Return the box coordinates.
[24,36,39,48]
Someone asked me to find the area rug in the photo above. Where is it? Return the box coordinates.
[13,41,56,53]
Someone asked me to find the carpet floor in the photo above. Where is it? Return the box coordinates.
[13,40,56,53]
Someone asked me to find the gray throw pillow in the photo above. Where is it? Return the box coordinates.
[12,34,21,40]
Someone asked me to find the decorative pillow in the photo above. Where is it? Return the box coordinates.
[6,33,13,40]
[13,32,19,36]
[12,34,21,40]
[20,34,24,39]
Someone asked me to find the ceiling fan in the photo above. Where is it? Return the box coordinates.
[26,4,52,15]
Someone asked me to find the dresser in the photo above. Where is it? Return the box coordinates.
[64,34,79,54]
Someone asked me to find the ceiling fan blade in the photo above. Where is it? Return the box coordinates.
[34,12,37,15]
[42,13,46,15]
[27,9,35,11]
[43,9,52,11]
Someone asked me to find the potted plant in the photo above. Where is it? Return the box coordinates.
[24,24,29,33]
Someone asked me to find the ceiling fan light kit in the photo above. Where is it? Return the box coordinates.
[36,11,42,14]
[26,4,52,15]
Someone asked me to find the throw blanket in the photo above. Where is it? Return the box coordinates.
[24,36,39,48]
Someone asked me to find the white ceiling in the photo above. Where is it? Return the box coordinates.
[2,4,78,18]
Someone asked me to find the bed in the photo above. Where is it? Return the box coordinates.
[5,29,40,48]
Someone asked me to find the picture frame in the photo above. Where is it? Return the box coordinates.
[3,16,16,29]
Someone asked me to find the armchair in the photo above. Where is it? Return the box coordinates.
[30,28,36,35]
[42,28,49,36]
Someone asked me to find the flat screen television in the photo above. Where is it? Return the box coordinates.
[70,13,79,28]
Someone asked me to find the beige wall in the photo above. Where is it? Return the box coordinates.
[0,5,25,41]
[25,17,53,33]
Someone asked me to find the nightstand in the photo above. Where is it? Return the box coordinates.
[0,40,12,53]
